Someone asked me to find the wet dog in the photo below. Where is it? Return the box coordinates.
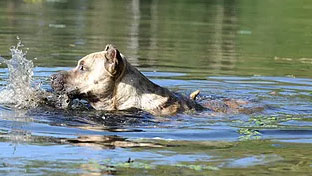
[51,44,257,115]
[51,44,202,116]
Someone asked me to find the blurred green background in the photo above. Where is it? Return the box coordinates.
[1,0,312,78]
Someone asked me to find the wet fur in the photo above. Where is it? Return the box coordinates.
[51,45,261,116]
[51,45,198,116]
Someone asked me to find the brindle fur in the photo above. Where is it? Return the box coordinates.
[51,45,199,116]
[51,45,261,115]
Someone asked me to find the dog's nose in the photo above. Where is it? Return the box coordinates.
[51,74,57,81]
[51,72,67,82]
[51,73,66,91]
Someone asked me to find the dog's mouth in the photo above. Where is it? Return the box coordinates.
[52,86,86,101]
[66,88,86,100]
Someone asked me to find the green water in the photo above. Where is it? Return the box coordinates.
[0,0,312,175]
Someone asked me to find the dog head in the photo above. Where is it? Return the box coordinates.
[51,44,125,103]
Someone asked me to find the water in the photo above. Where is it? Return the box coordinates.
[0,0,312,175]
[0,38,41,109]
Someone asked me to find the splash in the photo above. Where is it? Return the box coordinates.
[0,38,43,108]
[0,38,74,109]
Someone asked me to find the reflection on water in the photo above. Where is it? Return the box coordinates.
[0,0,312,175]
[2,0,312,78]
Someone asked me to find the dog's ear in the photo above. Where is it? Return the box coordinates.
[104,44,123,76]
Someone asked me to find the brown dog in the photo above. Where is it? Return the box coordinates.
[51,44,259,115]
[51,44,201,116]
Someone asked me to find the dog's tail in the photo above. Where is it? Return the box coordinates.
[190,90,200,100]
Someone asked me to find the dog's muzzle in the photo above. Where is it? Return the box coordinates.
[51,72,67,92]
[51,72,84,99]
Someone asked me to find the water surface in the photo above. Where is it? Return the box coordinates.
[0,0,312,175]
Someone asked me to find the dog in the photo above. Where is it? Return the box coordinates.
[51,44,258,116]
[51,44,203,116]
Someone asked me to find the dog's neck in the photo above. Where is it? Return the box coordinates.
[112,59,180,115]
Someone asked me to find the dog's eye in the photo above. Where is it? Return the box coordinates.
[79,65,84,71]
